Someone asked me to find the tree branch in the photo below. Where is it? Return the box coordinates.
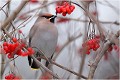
[51,60,87,79]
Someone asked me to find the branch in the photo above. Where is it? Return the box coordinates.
[1,0,29,30]
[37,56,87,79]
[57,16,120,25]
[51,60,87,79]
[88,30,120,79]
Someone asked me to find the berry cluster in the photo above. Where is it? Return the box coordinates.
[82,38,100,54]
[5,74,20,80]
[3,38,34,59]
[56,2,75,16]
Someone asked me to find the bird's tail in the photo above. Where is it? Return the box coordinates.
[28,56,41,69]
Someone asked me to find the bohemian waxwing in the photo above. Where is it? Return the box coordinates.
[28,13,58,69]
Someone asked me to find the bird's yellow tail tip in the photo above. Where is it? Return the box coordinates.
[31,68,39,70]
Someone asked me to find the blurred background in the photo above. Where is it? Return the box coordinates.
[0,0,119,79]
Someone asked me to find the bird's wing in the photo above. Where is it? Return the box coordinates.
[30,21,58,58]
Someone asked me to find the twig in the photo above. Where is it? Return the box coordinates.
[88,30,120,79]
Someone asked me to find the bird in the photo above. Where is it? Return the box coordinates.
[28,13,58,69]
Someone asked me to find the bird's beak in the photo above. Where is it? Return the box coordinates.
[54,15,57,18]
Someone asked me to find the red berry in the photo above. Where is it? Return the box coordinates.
[95,44,100,49]
[114,45,118,50]
[91,39,96,44]
[5,76,8,79]
[60,6,64,11]
[86,50,90,55]
[70,5,75,12]
[14,76,20,80]
[66,6,71,14]
[21,52,28,56]
[18,30,22,33]
[27,47,34,55]
[61,7,66,13]
[8,43,13,52]
[93,47,97,51]
[16,50,23,56]
[27,47,33,52]
[7,53,14,59]
[30,49,34,55]
[87,40,93,45]
[4,46,9,53]
[12,38,17,43]
[3,42,8,46]
[63,2,69,6]
[9,74,15,79]
[108,46,113,52]
[21,43,26,47]
[14,42,19,47]
[62,12,67,16]
[90,44,95,49]
[56,7,62,13]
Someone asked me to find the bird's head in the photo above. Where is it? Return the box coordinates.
[40,13,57,23]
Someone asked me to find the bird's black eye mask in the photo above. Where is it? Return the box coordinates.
[42,15,53,19]
[41,15,57,23]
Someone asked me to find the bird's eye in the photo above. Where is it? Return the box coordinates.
[44,16,51,19]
